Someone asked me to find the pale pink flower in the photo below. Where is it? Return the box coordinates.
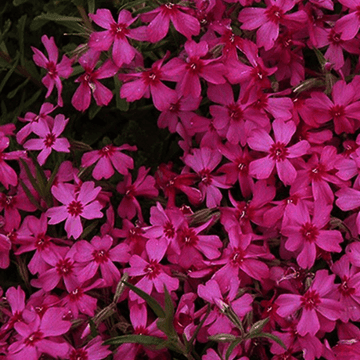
[23,114,70,166]
[46,181,103,239]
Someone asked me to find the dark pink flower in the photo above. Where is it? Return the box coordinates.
[248,119,310,185]
[238,0,307,50]
[68,335,112,360]
[75,234,130,286]
[139,3,200,42]
[23,114,70,166]
[31,35,73,107]
[281,202,343,269]
[81,143,136,180]
[46,181,103,239]
[276,270,343,336]
[72,49,118,111]
[89,9,145,67]
[117,166,158,221]
[7,307,71,360]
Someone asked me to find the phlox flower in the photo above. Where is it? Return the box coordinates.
[31,35,73,107]
[0,233,11,269]
[117,166,158,221]
[0,134,27,189]
[334,0,360,40]
[248,119,310,186]
[68,335,112,360]
[16,102,56,145]
[163,40,227,99]
[75,234,130,286]
[23,114,70,166]
[281,202,343,269]
[238,0,307,50]
[126,239,179,302]
[46,181,103,239]
[139,3,200,42]
[71,48,118,111]
[198,278,253,336]
[81,143,136,180]
[275,270,343,336]
[89,9,146,68]
[1,286,25,333]
[7,307,71,360]
[31,245,79,292]
[184,147,230,208]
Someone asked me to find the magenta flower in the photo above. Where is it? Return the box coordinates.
[281,202,343,269]
[126,239,179,302]
[0,134,27,189]
[46,181,103,239]
[23,114,70,166]
[68,336,112,360]
[117,166,158,221]
[16,102,56,145]
[7,307,71,360]
[71,49,118,111]
[184,147,230,208]
[75,234,130,286]
[276,270,343,336]
[238,0,307,50]
[31,35,73,106]
[140,3,200,42]
[248,120,310,185]
[163,40,227,99]
[0,233,11,269]
[89,9,146,67]
[81,143,137,180]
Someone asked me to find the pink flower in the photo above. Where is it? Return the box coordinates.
[117,166,158,221]
[71,49,118,111]
[184,147,230,208]
[238,0,307,50]
[126,239,179,302]
[139,3,200,42]
[0,134,27,189]
[281,202,343,269]
[23,114,70,166]
[7,307,71,360]
[46,181,103,239]
[75,234,130,286]
[31,35,73,106]
[68,336,112,360]
[276,270,343,336]
[248,120,310,185]
[16,102,56,145]
[81,143,136,180]
[89,9,145,67]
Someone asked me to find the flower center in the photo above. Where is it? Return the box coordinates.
[36,234,50,251]
[199,169,212,185]
[186,59,203,73]
[300,289,321,310]
[56,258,74,276]
[46,61,57,77]
[111,23,129,39]
[269,142,289,161]
[69,287,83,301]
[44,132,56,148]
[330,104,345,118]
[144,260,161,279]
[179,228,198,246]
[265,5,283,23]
[92,249,109,263]
[25,331,43,346]
[231,248,245,266]
[99,144,115,157]
[339,277,355,297]
[227,103,243,121]
[309,164,325,181]
[67,200,84,216]
[0,194,15,208]
[300,222,319,242]
[164,221,175,239]
[69,348,88,360]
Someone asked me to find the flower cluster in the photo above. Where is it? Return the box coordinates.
[2,0,360,359]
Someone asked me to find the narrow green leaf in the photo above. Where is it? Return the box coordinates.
[157,286,177,338]
[89,103,102,119]
[208,334,237,343]
[0,51,19,93]
[22,89,42,109]
[122,281,165,318]
[7,78,29,99]
[113,273,129,304]
[79,220,99,239]
[17,15,27,66]
[104,334,165,346]
[0,19,11,44]
[19,159,42,197]
[88,0,95,14]
[249,332,286,350]
[114,77,129,112]
[13,0,29,5]
[188,304,211,350]
[247,317,270,336]
[225,338,242,360]
[34,13,82,22]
